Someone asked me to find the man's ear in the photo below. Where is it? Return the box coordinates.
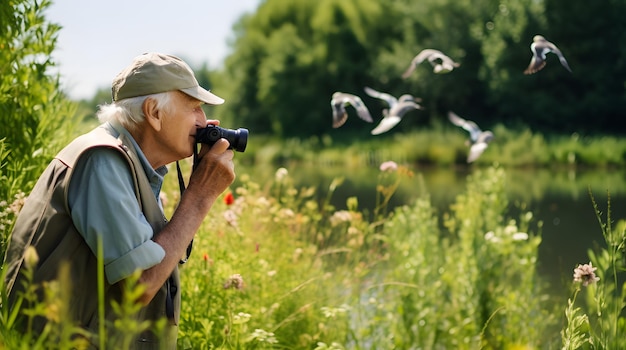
[142,97,162,131]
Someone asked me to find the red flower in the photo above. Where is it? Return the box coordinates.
[224,192,235,205]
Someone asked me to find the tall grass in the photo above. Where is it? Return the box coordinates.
[4,158,626,348]
[561,192,626,349]
[169,164,562,348]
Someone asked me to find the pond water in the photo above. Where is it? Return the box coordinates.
[235,162,626,295]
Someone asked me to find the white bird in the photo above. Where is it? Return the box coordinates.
[364,86,423,135]
[524,35,572,74]
[402,49,460,78]
[330,92,374,128]
[448,111,494,163]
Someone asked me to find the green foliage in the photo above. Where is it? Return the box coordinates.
[376,168,556,349]
[241,122,626,170]
[0,246,167,349]
[215,0,626,140]
[5,159,626,349]
[561,192,626,349]
[170,164,562,348]
[218,0,398,137]
[0,0,79,262]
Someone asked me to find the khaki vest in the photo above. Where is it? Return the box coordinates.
[3,124,180,349]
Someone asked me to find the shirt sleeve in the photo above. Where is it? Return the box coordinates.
[68,147,166,284]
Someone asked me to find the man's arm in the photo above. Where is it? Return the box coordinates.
[137,138,235,304]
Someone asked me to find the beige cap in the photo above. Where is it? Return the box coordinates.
[111,52,225,105]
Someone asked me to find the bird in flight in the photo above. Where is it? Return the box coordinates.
[447,111,494,163]
[524,35,572,74]
[402,49,460,78]
[330,92,373,128]
[364,86,423,135]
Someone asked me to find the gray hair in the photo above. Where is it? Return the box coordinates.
[96,91,174,131]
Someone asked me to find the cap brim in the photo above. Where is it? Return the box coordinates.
[180,86,225,105]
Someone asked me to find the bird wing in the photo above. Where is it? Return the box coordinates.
[364,86,398,108]
[546,43,572,72]
[524,43,547,74]
[467,131,494,162]
[467,142,488,163]
[399,94,422,103]
[390,101,422,118]
[370,116,402,135]
[350,95,374,123]
[448,111,481,142]
[402,49,440,79]
[331,94,349,128]
[331,92,373,128]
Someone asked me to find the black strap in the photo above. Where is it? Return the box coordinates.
[166,146,199,319]
[165,274,178,320]
[176,144,199,264]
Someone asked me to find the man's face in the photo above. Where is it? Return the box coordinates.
[161,91,207,159]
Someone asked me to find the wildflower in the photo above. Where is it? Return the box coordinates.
[223,273,245,290]
[330,210,352,226]
[223,210,238,227]
[321,304,351,318]
[249,328,278,344]
[504,223,518,235]
[573,262,600,286]
[484,231,501,243]
[8,192,26,215]
[277,208,295,219]
[232,312,251,324]
[379,161,398,172]
[224,192,235,205]
[275,167,288,182]
[512,232,529,241]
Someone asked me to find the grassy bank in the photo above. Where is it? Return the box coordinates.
[5,163,624,348]
[244,125,626,169]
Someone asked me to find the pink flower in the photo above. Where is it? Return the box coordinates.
[379,161,398,172]
[573,262,600,286]
[223,274,245,290]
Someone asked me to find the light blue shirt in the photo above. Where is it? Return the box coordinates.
[68,122,167,284]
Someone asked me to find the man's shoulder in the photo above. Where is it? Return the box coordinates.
[56,124,129,166]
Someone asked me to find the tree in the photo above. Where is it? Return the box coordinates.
[214,0,626,138]
[217,0,399,138]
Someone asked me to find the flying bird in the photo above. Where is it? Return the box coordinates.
[524,35,572,74]
[448,111,494,163]
[364,86,423,135]
[402,49,460,78]
[330,92,374,128]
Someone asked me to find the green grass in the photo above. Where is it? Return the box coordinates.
[2,126,626,348]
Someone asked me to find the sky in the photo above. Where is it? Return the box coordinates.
[46,0,261,100]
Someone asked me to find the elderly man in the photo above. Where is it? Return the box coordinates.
[3,52,235,349]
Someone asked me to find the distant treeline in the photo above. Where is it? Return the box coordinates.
[208,0,626,138]
[79,0,626,140]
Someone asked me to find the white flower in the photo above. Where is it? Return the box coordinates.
[275,167,288,182]
[512,232,529,241]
